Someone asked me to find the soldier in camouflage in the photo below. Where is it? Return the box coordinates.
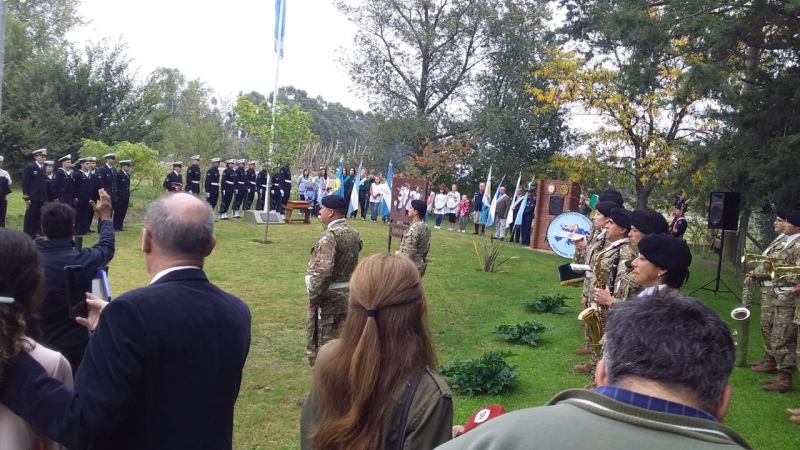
[305,194,363,367]
[396,199,431,277]
[762,209,800,393]
[747,211,787,373]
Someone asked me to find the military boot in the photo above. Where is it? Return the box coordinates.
[791,415,800,425]
[480,225,486,236]
[574,362,594,374]
[576,346,591,355]
[760,377,777,385]
[473,224,479,234]
[751,356,778,373]
[762,371,793,392]
[750,355,774,367]
[785,407,800,416]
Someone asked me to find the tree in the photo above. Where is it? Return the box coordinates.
[81,139,163,187]
[233,97,315,167]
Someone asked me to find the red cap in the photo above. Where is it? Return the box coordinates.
[463,405,506,433]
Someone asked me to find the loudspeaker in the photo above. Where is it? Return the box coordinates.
[708,192,741,231]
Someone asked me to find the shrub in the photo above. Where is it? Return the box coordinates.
[494,320,552,346]
[440,351,519,397]
[473,235,511,272]
[523,293,570,315]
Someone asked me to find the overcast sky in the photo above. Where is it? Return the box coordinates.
[69,0,369,111]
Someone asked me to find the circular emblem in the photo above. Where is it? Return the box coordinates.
[474,409,491,424]
[547,184,555,194]
[546,212,593,259]
[560,185,569,195]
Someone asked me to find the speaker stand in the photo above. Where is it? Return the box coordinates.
[689,232,740,300]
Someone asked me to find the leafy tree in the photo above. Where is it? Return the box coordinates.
[81,139,163,187]
[233,97,315,167]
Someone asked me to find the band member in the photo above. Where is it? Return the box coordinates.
[21,148,48,238]
[631,233,692,298]
[186,155,202,195]
[114,160,132,231]
[53,155,73,204]
[244,161,257,210]
[205,158,221,210]
[231,159,247,218]
[219,159,236,220]
[163,162,183,191]
[670,193,690,240]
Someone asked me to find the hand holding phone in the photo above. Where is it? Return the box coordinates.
[64,265,89,319]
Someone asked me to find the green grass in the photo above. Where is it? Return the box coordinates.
[4,194,799,449]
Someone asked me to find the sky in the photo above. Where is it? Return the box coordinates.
[68,0,369,111]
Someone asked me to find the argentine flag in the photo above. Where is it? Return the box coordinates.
[349,162,362,214]
[507,172,522,228]
[274,0,287,60]
[486,175,505,228]
[380,161,393,218]
[335,160,345,197]
[480,167,493,225]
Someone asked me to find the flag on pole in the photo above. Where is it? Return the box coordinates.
[349,161,362,214]
[506,172,522,226]
[335,160,345,197]
[480,167,493,225]
[486,175,505,228]
[274,0,287,60]
[381,161,393,218]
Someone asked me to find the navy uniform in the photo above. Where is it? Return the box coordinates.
[281,165,292,211]
[231,159,247,217]
[53,155,74,204]
[114,160,132,231]
[87,157,100,205]
[243,161,257,210]
[255,166,268,211]
[21,148,49,238]
[186,155,202,195]
[45,161,57,202]
[163,162,184,191]
[72,159,94,235]
[520,189,537,246]
[205,158,221,210]
[219,159,236,220]
[270,167,283,212]
[96,153,119,229]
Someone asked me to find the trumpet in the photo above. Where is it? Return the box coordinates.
[741,252,778,266]
[771,265,800,281]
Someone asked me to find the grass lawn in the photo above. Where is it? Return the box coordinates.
[4,192,799,449]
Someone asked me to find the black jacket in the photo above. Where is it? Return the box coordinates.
[117,170,131,200]
[53,168,73,203]
[0,268,251,450]
[72,170,93,202]
[37,220,115,352]
[21,162,48,202]
[186,164,202,194]
[96,164,119,202]
[163,171,183,191]
[205,166,220,194]
[0,176,11,201]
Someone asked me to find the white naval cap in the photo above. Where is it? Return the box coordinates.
[172,161,183,166]
[86,157,97,162]
[120,160,132,165]
[33,148,47,156]
[248,160,257,165]
[190,155,201,160]
[44,160,54,165]
[237,159,246,164]
[225,159,235,164]
[103,153,116,159]
[211,158,221,163]
[58,154,71,162]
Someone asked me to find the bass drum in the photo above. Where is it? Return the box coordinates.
[546,211,593,259]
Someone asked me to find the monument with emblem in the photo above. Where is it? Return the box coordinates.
[386,176,430,251]
[530,180,586,256]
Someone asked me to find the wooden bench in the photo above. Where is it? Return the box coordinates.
[285,200,312,224]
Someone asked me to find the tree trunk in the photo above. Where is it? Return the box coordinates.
[634,179,650,209]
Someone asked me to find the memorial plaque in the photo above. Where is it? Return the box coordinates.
[548,195,565,215]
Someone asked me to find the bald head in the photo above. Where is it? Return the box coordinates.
[145,193,215,258]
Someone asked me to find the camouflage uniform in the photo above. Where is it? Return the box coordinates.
[396,220,431,277]
[748,235,786,357]
[770,236,800,374]
[592,238,636,367]
[580,228,607,306]
[305,219,363,366]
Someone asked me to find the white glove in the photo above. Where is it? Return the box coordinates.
[305,275,313,293]
[205,192,210,198]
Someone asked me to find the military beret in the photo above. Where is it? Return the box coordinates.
[410,199,426,216]
[629,208,669,235]
[321,195,348,210]
[638,234,692,271]
[609,207,631,229]
[786,209,800,227]
[598,188,624,206]
[777,210,787,220]
[595,200,618,217]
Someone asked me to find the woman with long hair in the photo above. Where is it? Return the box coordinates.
[301,253,453,450]
[0,228,73,450]
[433,184,447,229]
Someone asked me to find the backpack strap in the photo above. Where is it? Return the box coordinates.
[394,371,424,450]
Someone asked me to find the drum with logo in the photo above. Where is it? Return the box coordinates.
[546,211,593,259]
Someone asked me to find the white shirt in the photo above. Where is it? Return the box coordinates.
[327,218,346,229]
[0,168,11,186]
[150,266,201,284]
[784,233,800,249]
[638,284,668,297]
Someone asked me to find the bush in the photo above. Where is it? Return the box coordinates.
[523,294,569,315]
[494,320,552,346]
[473,235,511,272]
[440,351,519,397]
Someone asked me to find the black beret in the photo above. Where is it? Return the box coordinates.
[777,210,787,220]
[595,201,618,217]
[786,209,800,227]
[629,208,669,235]
[598,188,624,206]
[609,207,631,229]
[411,199,427,216]
[321,195,348,210]
[638,234,692,271]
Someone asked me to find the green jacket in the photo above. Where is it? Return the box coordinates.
[435,389,751,450]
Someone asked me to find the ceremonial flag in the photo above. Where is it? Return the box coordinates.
[381,161,393,217]
[506,172,522,227]
[486,175,505,228]
[349,161,362,214]
[274,0,287,60]
[335,160,345,197]
[480,167,493,225]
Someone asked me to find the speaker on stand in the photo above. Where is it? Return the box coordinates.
[690,192,741,299]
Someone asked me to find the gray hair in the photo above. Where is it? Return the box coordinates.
[144,193,215,257]
[604,294,735,412]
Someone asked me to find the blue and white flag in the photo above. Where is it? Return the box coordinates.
[480,167,493,224]
[381,161,393,217]
[486,175,505,228]
[349,162,362,214]
[506,172,522,226]
[274,0,287,60]
[335,160,345,198]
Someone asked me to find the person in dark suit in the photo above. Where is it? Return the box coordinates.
[244,161,257,210]
[96,153,119,231]
[520,188,537,246]
[186,155,202,195]
[21,148,48,238]
[53,154,74,204]
[280,164,292,211]
[114,160,132,231]
[72,158,94,235]
[270,166,283,213]
[0,163,10,228]
[231,159,247,218]
[0,192,252,450]
[256,163,268,210]
[205,158,221,210]
[37,190,115,374]
[219,159,236,220]
[163,162,183,191]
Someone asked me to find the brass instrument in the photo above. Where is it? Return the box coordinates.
[579,307,604,359]
[771,265,800,281]
[741,252,778,266]
[731,307,751,367]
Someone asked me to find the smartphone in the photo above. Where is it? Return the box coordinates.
[64,265,89,319]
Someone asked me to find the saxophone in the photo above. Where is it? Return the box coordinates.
[578,245,611,359]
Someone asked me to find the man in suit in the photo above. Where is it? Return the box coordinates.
[96,154,119,231]
[244,160,257,210]
[520,188,537,246]
[493,186,511,240]
[21,148,49,238]
[205,157,221,210]
[256,163,268,211]
[186,155,202,195]
[231,159,247,218]
[0,192,252,450]
[72,158,94,236]
[53,154,74,204]
[219,159,236,220]
[114,160,132,231]
[163,162,183,191]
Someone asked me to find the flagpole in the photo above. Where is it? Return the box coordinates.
[263,0,286,244]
